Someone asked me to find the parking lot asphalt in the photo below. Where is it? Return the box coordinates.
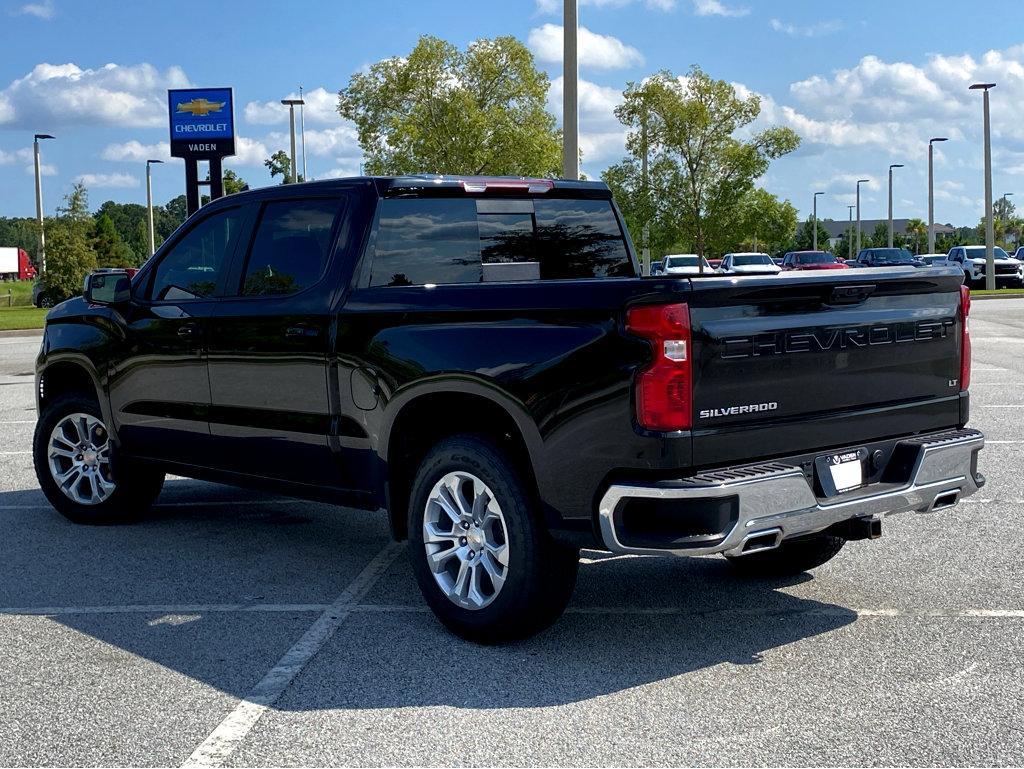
[1,300,1022,767]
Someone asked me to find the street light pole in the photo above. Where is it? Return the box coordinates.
[33,133,54,274]
[847,205,855,260]
[280,98,304,184]
[145,159,164,257]
[928,137,948,255]
[298,85,307,182]
[562,0,579,180]
[813,191,824,250]
[971,82,997,290]
[888,163,904,248]
[856,179,870,253]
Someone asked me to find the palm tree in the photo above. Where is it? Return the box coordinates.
[905,218,927,254]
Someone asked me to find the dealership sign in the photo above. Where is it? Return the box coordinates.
[168,87,235,159]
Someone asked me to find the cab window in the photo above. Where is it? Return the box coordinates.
[240,198,341,297]
[148,207,246,301]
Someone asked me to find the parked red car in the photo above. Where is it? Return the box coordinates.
[781,251,850,271]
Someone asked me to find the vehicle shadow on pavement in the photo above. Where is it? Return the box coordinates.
[2,480,858,709]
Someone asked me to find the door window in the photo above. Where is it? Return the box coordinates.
[148,207,246,301]
[240,199,342,297]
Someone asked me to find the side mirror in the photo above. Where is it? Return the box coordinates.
[84,271,132,305]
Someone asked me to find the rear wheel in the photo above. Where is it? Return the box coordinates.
[407,435,578,643]
[33,393,164,524]
[724,534,845,577]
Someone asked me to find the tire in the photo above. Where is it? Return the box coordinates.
[38,293,55,308]
[407,435,579,643]
[724,534,845,578]
[33,393,165,524]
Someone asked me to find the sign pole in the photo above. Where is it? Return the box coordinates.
[185,160,200,217]
[209,157,224,199]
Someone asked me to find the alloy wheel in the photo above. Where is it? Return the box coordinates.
[47,412,116,505]
[423,471,510,610]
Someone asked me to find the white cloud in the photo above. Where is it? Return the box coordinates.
[100,140,173,163]
[244,87,339,126]
[528,24,643,70]
[322,163,361,179]
[812,173,882,193]
[0,147,32,165]
[769,18,842,37]
[266,125,358,158]
[0,62,190,129]
[536,0,675,12]
[18,0,54,19]
[548,75,626,164]
[74,172,138,188]
[23,162,56,176]
[692,0,748,17]
[227,136,270,166]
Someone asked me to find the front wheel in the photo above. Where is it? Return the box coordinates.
[407,435,578,643]
[724,534,845,577]
[33,393,165,524]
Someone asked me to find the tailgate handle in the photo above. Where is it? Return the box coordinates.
[828,284,875,304]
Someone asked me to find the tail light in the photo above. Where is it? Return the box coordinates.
[626,303,692,431]
[960,284,971,391]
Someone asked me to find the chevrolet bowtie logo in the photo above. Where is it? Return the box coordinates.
[176,98,225,117]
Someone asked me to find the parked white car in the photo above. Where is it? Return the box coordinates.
[718,252,781,276]
[662,254,714,275]
[945,245,1024,287]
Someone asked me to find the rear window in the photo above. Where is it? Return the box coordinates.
[368,197,633,287]
[964,246,1010,259]
[732,254,772,266]
[796,252,834,264]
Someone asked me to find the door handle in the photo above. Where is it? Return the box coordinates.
[285,324,319,339]
[177,323,200,338]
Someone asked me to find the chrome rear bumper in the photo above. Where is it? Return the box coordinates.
[597,428,984,557]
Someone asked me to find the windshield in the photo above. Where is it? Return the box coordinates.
[865,248,914,263]
[732,254,773,266]
[964,246,1011,260]
[664,256,704,268]
[795,252,834,264]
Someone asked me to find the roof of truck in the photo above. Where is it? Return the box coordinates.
[207,175,612,208]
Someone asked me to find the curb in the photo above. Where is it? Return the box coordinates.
[0,328,43,338]
[971,292,1024,301]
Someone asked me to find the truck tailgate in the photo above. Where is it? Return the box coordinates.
[686,267,967,467]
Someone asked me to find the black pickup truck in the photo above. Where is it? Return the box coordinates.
[33,176,984,642]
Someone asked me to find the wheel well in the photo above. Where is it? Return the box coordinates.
[385,392,536,541]
[39,361,99,411]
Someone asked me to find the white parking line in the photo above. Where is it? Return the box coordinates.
[0,603,331,616]
[1,601,1021,620]
[0,499,313,511]
[181,541,404,768]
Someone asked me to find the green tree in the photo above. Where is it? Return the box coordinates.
[863,221,888,248]
[792,218,832,252]
[164,195,188,229]
[733,188,798,254]
[43,183,98,302]
[91,213,135,268]
[904,218,927,254]
[264,150,303,184]
[0,217,40,266]
[339,34,562,176]
[206,168,249,194]
[603,66,800,258]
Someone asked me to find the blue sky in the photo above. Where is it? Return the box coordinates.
[2,0,1024,228]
